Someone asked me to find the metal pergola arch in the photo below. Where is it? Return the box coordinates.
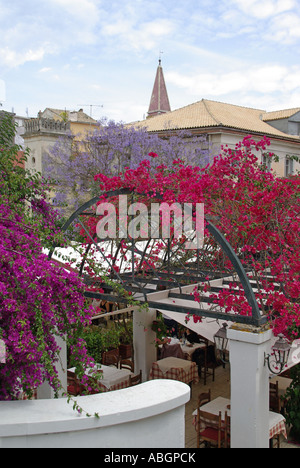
[48,190,267,327]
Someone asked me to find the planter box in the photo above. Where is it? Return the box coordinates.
[119,344,132,359]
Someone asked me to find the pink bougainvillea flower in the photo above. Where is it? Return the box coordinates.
[148,152,158,158]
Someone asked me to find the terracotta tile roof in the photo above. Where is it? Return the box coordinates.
[262,108,300,121]
[41,108,97,123]
[136,99,300,140]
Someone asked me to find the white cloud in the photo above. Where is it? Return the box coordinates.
[229,0,296,19]
[166,64,300,100]
[52,0,100,22]
[103,17,175,52]
[39,67,52,73]
[0,0,102,69]
[0,46,48,67]
[266,13,300,44]
[217,0,300,45]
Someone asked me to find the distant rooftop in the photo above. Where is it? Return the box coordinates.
[136,99,300,140]
[39,108,97,124]
[262,108,300,122]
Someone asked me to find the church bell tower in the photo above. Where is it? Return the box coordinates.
[147,58,171,118]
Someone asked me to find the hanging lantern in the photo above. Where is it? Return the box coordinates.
[264,334,291,375]
[214,323,229,363]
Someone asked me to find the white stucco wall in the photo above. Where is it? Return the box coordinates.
[0,380,190,448]
[209,131,300,177]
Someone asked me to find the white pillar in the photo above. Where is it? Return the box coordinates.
[227,323,272,448]
[133,307,157,381]
[37,335,67,399]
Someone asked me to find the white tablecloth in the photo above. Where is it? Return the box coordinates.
[156,357,194,374]
[68,365,133,390]
[97,365,133,389]
[166,337,206,358]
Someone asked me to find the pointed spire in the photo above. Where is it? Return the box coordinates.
[147,58,171,118]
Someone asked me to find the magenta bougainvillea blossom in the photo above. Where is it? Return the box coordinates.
[0,200,96,400]
[0,114,97,401]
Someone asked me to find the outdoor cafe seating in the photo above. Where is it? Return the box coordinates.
[192,394,288,448]
[67,363,142,394]
[197,409,230,448]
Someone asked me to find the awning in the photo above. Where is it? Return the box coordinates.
[160,309,300,372]
[158,309,231,344]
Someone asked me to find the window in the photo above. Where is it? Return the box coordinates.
[285,157,293,177]
[261,153,271,172]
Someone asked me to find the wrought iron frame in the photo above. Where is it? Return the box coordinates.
[48,190,267,327]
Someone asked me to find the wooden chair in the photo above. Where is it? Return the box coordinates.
[224,411,231,448]
[160,343,185,360]
[198,389,211,408]
[102,351,119,368]
[120,359,134,372]
[197,410,226,448]
[269,381,281,413]
[199,345,217,385]
[67,371,83,396]
[129,370,142,386]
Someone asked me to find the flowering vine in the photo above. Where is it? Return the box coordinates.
[88,135,299,341]
[0,114,97,401]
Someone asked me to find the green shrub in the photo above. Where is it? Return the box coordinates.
[69,325,121,365]
[284,364,300,441]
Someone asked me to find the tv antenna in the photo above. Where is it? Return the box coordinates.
[78,104,103,118]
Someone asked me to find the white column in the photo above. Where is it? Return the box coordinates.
[133,307,157,381]
[227,323,272,448]
[37,335,67,399]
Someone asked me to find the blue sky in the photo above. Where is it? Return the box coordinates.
[1,0,300,123]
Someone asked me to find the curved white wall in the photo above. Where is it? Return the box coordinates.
[0,380,190,448]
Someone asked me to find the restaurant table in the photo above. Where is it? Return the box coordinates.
[270,376,292,398]
[68,365,133,392]
[192,396,287,443]
[149,357,199,385]
[161,337,207,360]
[182,341,207,359]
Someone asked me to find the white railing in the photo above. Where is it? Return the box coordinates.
[0,380,190,448]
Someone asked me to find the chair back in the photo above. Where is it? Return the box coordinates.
[102,351,119,367]
[120,359,134,372]
[129,370,142,386]
[224,411,231,448]
[198,389,211,408]
[67,371,83,396]
[206,345,217,364]
[197,410,224,448]
[269,381,280,413]
[160,343,185,359]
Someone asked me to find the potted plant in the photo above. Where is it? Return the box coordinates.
[77,325,120,365]
[118,320,133,359]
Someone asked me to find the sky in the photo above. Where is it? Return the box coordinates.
[1,0,300,124]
